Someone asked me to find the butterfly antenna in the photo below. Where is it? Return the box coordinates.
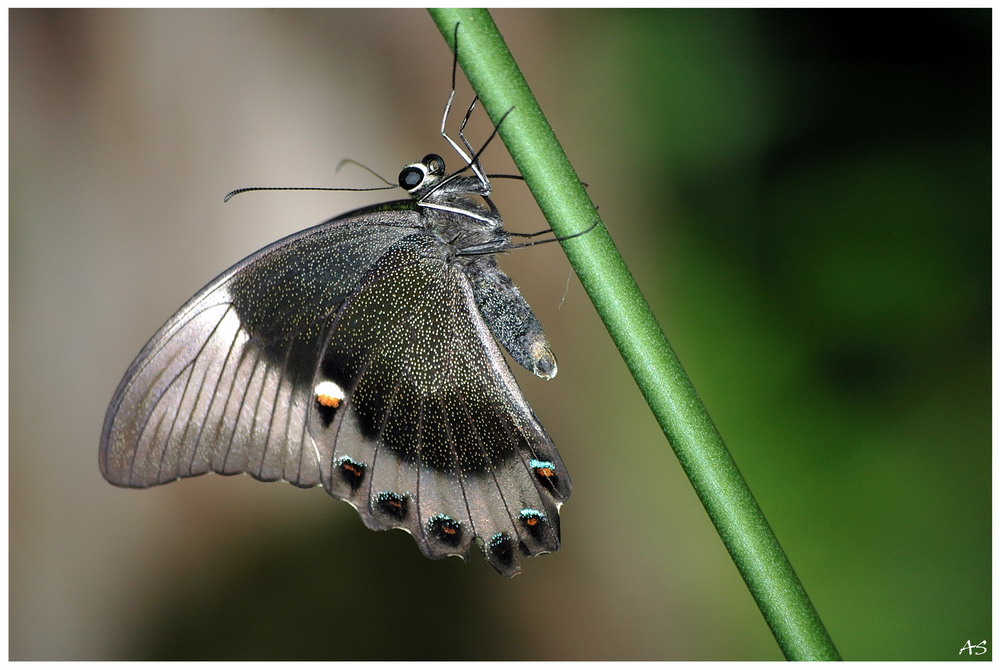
[336,158,395,186]
[223,184,396,203]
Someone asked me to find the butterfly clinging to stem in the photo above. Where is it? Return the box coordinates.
[100,25,571,577]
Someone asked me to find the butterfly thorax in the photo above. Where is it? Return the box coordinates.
[400,153,508,249]
[420,204,512,259]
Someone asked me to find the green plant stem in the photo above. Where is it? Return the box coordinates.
[429,8,841,661]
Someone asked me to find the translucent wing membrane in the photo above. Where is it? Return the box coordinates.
[100,290,323,489]
[101,211,414,491]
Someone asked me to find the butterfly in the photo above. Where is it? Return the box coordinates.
[99,39,571,577]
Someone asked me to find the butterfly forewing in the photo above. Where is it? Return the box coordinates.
[99,209,415,490]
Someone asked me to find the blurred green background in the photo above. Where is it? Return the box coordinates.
[10,8,990,661]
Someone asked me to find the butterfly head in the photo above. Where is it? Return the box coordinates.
[398,153,446,195]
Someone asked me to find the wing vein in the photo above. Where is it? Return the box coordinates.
[187,307,244,476]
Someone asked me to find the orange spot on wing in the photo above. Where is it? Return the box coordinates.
[317,394,341,408]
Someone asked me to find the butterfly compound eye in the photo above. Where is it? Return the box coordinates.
[398,165,426,191]
[421,153,446,176]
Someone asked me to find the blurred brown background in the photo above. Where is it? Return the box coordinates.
[10,8,990,661]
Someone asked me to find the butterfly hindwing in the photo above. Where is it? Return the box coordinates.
[309,234,568,575]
